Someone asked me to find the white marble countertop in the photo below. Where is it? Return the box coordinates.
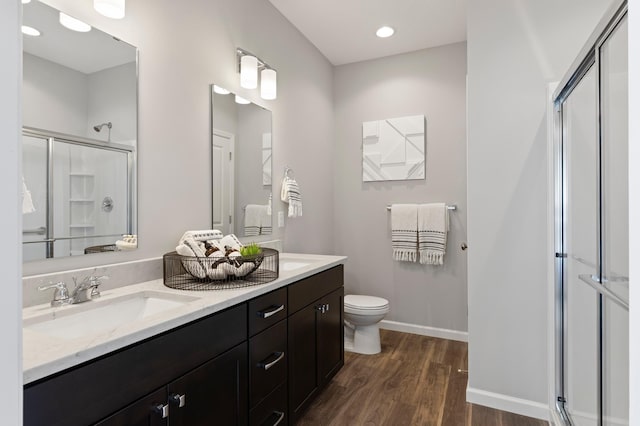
[23,253,346,385]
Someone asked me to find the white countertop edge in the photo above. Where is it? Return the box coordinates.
[23,253,347,384]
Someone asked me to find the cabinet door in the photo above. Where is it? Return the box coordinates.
[167,343,248,426]
[317,288,344,384]
[288,303,318,420]
[95,388,168,426]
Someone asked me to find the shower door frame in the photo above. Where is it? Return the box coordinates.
[552,1,628,424]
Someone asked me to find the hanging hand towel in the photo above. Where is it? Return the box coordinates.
[244,204,264,237]
[280,176,303,218]
[391,204,418,262]
[22,175,35,214]
[418,203,449,265]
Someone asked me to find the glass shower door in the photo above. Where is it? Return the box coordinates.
[555,6,628,426]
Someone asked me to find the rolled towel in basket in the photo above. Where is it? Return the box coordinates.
[176,237,208,279]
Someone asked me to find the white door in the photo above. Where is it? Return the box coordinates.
[212,129,235,234]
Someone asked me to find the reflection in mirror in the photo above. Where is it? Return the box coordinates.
[21,1,137,261]
[211,85,273,239]
[362,115,426,182]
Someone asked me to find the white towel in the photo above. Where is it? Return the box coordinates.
[391,204,418,262]
[22,175,35,214]
[244,204,264,237]
[281,176,302,218]
[418,203,449,265]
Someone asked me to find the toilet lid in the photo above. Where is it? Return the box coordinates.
[344,295,389,310]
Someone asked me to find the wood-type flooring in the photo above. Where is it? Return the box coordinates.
[297,329,549,426]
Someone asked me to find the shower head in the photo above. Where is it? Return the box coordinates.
[93,122,112,132]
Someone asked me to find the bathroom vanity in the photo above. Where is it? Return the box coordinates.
[22,254,345,426]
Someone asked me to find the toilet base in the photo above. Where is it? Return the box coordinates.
[344,322,382,355]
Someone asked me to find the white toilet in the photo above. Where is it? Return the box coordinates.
[343,294,390,355]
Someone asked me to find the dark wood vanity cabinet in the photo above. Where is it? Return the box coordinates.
[288,265,344,424]
[24,304,248,426]
[24,264,344,426]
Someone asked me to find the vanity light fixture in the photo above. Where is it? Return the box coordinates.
[59,13,92,32]
[22,0,31,4]
[260,68,277,100]
[240,54,258,89]
[213,85,231,95]
[94,0,125,19]
[21,25,41,37]
[237,48,278,101]
[376,26,395,38]
[235,95,250,105]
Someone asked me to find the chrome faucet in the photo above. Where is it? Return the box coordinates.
[38,275,108,307]
[70,275,108,303]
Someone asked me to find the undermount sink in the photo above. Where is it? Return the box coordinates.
[280,261,312,272]
[24,291,199,340]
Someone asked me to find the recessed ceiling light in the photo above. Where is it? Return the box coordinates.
[21,25,41,37]
[376,26,395,38]
[59,13,92,32]
[213,85,231,95]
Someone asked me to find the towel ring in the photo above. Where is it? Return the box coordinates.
[284,166,294,178]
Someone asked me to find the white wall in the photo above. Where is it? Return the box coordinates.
[333,43,468,335]
[467,0,614,418]
[0,0,23,422]
[23,0,335,276]
[628,0,639,423]
[23,53,89,136]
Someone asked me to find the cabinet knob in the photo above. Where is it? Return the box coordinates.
[152,403,169,418]
[169,393,186,408]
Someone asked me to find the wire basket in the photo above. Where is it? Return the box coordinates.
[84,244,118,254]
[163,248,279,290]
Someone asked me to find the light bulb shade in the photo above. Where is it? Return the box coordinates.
[59,13,92,32]
[240,55,258,89]
[94,0,125,19]
[21,25,41,37]
[213,85,230,95]
[235,95,250,105]
[260,69,277,100]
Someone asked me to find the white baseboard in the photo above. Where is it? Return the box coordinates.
[379,320,468,342]
[466,387,550,421]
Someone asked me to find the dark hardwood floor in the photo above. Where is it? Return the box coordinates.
[297,329,548,426]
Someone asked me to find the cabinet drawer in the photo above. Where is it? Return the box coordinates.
[288,265,344,314]
[249,320,287,407]
[249,382,287,426]
[248,287,287,337]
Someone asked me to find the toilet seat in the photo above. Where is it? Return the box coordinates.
[344,295,389,315]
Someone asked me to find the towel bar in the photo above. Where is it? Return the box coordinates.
[386,204,457,211]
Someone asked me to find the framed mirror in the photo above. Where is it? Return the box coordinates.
[21,1,138,261]
[211,85,273,240]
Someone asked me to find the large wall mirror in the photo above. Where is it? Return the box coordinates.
[211,85,273,240]
[22,1,138,261]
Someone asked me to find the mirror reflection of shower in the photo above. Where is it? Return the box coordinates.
[93,121,112,142]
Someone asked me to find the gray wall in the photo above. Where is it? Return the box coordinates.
[1,0,23,422]
[24,0,335,275]
[467,0,615,415]
[333,43,468,333]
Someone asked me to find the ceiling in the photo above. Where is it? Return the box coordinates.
[268,0,467,66]
[22,1,135,74]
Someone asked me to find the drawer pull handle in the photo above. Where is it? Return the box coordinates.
[169,393,186,408]
[315,303,329,314]
[152,403,169,418]
[258,351,285,370]
[266,410,285,426]
[258,304,285,319]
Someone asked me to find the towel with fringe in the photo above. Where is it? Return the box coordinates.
[244,204,265,237]
[418,203,449,265]
[281,176,302,218]
[391,204,417,262]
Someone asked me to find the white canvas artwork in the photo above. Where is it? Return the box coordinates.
[262,132,272,185]
[362,115,425,182]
